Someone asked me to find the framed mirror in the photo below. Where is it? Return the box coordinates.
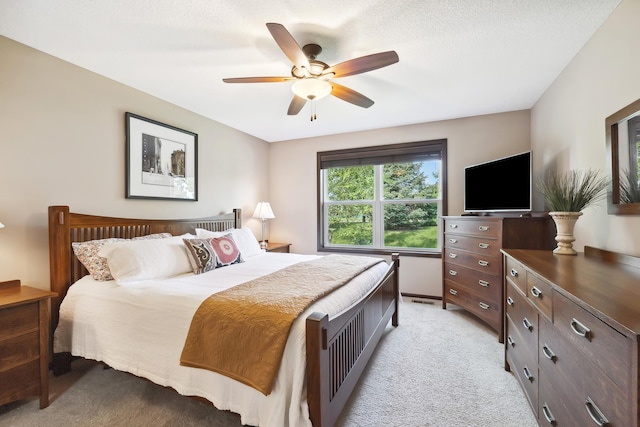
[606,97,640,215]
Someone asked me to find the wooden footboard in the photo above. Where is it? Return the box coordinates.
[306,253,399,427]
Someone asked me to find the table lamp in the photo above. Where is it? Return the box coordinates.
[252,202,275,249]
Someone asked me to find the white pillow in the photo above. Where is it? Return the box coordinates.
[98,235,192,282]
[195,228,227,239]
[196,227,262,258]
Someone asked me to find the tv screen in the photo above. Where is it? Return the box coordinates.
[464,151,532,213]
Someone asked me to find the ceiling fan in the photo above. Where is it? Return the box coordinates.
[223,23,399,121]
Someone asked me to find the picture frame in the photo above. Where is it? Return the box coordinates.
[125,112,198,201]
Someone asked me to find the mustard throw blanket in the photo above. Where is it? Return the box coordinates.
[179,254,384,395]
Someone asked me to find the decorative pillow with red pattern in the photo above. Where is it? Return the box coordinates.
[210,234,244,267]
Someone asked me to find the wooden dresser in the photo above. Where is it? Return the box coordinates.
[0,280,56,409]
[442,216,554,342]
[502,247,640,426]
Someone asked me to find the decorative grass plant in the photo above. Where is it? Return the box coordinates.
[620,169,640,204]
[538,169,608,212]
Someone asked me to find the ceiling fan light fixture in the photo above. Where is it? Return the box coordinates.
[291,78,332,100]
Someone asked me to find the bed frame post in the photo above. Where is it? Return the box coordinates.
[48,206,70,339]
[48,206,73,375]
[306,312,330,427]
[392,252,400,327]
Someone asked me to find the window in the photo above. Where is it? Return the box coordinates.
[317,139,447,256]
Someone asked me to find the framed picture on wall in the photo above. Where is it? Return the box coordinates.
[125,112,198,201]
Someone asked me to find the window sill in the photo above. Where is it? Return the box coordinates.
[317,246,441,258]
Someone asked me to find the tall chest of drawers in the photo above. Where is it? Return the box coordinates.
[442,216,554,343]
[502,247,640,427]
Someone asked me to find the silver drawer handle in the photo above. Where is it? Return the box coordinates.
[479,302,490,310]
[530,286,542,298]
[478,260,489,267]
[448,270,458,276]
[448,238,458,243]
[449,253,458,259]
[478,226,489,231]
[506,296,514,306]
[449,224,458,228]
[478,243,489,249]
[449,289,458,295]
[542,343,557,362]
[522,317,533,332]
[510,268,518,277]
[542,403,556,425]
[523,366,534,382]
[507,336,515,348]
[478,280,489,287]
[570,318,592,340]
[585,397,609,426]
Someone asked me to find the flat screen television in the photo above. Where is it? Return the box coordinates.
[464,151,532,213]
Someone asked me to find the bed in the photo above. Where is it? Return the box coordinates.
[48,205,399,427]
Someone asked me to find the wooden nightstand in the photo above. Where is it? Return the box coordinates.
[0,280,56,409]
[265,242,291,253]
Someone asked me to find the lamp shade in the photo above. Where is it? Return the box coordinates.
[291,78,332,101]
[0,222,4,229]
[253,202,275,219]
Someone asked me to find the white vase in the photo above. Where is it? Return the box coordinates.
[549,211,583,255]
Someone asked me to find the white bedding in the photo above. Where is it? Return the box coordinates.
[54,252,390,427]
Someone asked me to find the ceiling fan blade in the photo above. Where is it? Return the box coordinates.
[223,76,293,83]
[266,23,311,71]
[330,82,375,108]
[287,95,307,115]
[328,51,399,78]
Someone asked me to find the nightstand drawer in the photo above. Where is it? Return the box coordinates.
[0,303,38,339]
[0,330,39,371]
[0,359,40,403]
[265,242,291,253]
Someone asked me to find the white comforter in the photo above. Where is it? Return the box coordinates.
[54,252,389,427]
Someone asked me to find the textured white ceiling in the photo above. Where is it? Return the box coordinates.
[0,0,621,142]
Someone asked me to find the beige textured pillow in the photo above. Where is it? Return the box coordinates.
[72,233,171,281]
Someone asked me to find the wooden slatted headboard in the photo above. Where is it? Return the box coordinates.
[47,205,241,334]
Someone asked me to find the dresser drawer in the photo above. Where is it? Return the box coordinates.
[444,281,500,331]
[444,248,499,275]
[0,330,39,371]
[526,273,553,321]
[443,262,501,302]
[504,256,527,293]
[443,234,501,258]
[553,291,632,391]
[506,319,538,417]
[538,370,574,427]
[505,282,538,355]
[444,218,501,239]
[0,303,38,339]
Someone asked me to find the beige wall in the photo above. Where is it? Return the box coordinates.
[269,110,531,296]
[531,0,640,256]
[0,36,270,289]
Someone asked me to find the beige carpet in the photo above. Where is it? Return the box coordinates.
[0,298,537,427]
